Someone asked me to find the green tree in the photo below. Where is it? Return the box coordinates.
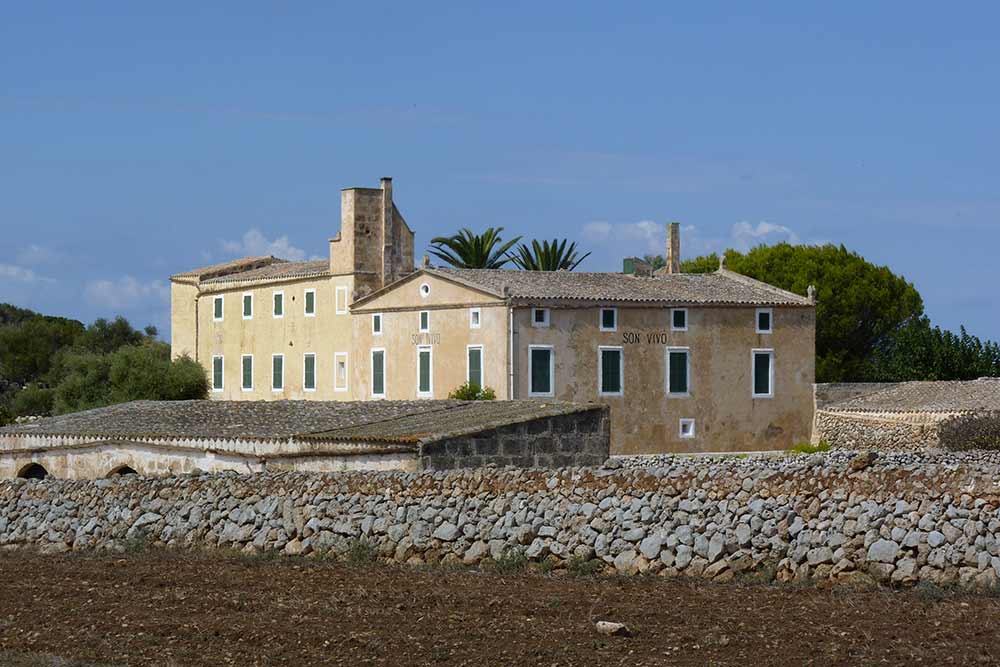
[868,317,1000,382]
[78,316,151,353]
[0,315,85,384]
[682,243,925,382]
[508,239,591,271]
[643,254,667,271]
[428,227,522,269]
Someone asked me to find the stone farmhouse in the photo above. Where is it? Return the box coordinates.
[169,177,817,454]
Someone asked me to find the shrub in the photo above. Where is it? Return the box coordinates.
[0,403,12,426]
[566,556,603,577]
[787,441,830,455]
[11,384,54,417]
[447,382,497,401]
[493,547,528,574]
[344,538,378,566]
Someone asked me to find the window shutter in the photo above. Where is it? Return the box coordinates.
[669,351,688,394]
[418,349,431,393]
[754,352,771,395]
[468,348,482,388]
[530,349,551,394]
[372,351,385,395]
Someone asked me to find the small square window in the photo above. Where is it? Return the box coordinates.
[304,289,316,316]
[419,310,430,332]
[756,308,773,334]
[532,308,550,328]
[600,308,617,332]
[213,296,224,322]
[272,291,284,318]
[679,419,696,439]
[334,352,348,392]
[470,308,481,329]
[372,313,382,335]
[242,293,253,320]
[671,308,688,331]
[335,286,348,314]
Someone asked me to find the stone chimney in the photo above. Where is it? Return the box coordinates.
[665,222,681,274]
[381,177,394,283]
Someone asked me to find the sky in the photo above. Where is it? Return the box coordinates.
[1,3,998,340]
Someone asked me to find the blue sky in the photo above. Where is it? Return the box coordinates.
[1,3,997,339]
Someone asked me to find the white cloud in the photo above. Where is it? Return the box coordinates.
[84,276,170,310]
[729,221,800,251]
[582,220,665,254]
[0,263,54,284]
[221,229,308,262]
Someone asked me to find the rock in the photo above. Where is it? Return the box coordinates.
[613,549,638,574]
[463,541,489,564]
[638,534,663,560]
[432,522,460,542]
[850,451,877,471]
[867,539,900,564]
[595,621,632,637]
[928,531,946,548]
[806,546,834,566]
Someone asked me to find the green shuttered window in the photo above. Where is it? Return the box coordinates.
[668,349,689,395]
[467,347,483,388]
[243,294,253,319]
[372,350,385,396]
[599,348,623,395]
[418,347,432,395]
[304,290,315,315]
[272,355,283,390]
[304,354,316,390]
[212,357,223,390]
[213,297,223,320]
[241,355,253,390]
[529,347,552,396]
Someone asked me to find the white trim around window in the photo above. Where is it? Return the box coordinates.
[241,354,254,391]
[671,307,688,332]
[271,353,284,391]
[242,293,253,320]
[752,348,775,399]
[370,348,386,398]
[272,290,284,319]
[416,345,433,398]
[211,355,224,392]
[419,310,430,333]
[469,307,481,329]
[212,296,224,322]
[756,308,773,334]
[304,289,317,317]
[665,346,691,398]
[531,307,550,328]
[372,313,383,336]
[303,352,317,392]
[527,344,555,397]
[466,344,484,387]
[335,285,349,314]
[599,307,617,332]
[598,345,624,397]
[334,351,349,392]
[679,418,696,439]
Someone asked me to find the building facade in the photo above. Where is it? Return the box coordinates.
[171,178,817,454]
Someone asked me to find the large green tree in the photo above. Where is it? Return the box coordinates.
[508,239,591,271]
[428,227,522,269]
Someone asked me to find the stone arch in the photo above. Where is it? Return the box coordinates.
[108,464,138,477]
[17,463,49,480]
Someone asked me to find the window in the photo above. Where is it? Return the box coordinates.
[213,296,224,322]
[532,308,550,328]
[335,286,348,314]
[528,345,554,397]
[303,353,316,391]
[417,345,432,397]
[272,291,284,318]
[371,349,386,398]
[241,355,253,391]
[419,310,430,332]
[242,293,253,320]
[599,346,624,396]
[372,313,382,335]
[671,308,688,331]
[419,282,431,298]
[211,356,224,392]
[752,349,774,398]
[304,289,316,317]
[679,418,696,439]
[666,347,690,397]
[600,308,617,332]
[469,308,481,329]
[271,354,284,391]
[334,352,348,392]
[467,345,483,388]
[756,308,773,334]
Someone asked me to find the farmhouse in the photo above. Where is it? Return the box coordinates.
[170,177,817,454]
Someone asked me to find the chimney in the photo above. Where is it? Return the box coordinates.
[665,222,681,274]
[380,177,394,287]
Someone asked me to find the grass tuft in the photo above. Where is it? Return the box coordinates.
[787,441,831,455]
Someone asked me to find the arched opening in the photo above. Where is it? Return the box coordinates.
[17,463,49,480]
[108,465,138,477]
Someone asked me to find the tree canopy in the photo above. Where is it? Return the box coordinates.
[428,227,522,269]
[508,239,591,271]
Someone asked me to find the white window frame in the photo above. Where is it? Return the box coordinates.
[334,351,349,392]
[752,348,775,399]
[304,288,317,317]
[370,348,386,399]
[372,313,383,336]
[598,345,624,397]
[466,344,484,387]
[756,308,773,334]
[303,352,317,392]
[531,307,550,328]
[272,290,284,319]
[241,354,254,392]
[419,282,431,298]
[335,285,349,315]
[665,346,691,398]
[599,307,617,332]
[419,310,430,333]
[528,344,555,397]
[211,355,224,392]
[679,418,696,439]
[469,307,481,329]
[271,353,284,392]
[416,345,433,398]
[671,308,688,332]
[212,296,224,322]
[242,293,253,320]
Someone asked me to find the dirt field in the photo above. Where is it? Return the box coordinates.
[1,551,999,666]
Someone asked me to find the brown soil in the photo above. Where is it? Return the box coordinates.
[0,551,998,666]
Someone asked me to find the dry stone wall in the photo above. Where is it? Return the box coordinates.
[6,451,1000,589]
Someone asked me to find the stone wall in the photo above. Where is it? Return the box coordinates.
[815,409,1000,452]
[6,451,1000,589]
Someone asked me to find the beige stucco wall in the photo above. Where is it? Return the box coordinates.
[196,274,355,401]
[170,281,199,360]
[513,305,816,454]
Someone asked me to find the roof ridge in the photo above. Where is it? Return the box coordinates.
[715,269,813,304]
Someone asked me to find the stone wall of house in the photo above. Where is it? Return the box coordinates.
[6,451,1000,589]
[421,411,610,470]
[814,410,942,451]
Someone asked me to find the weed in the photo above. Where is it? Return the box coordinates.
[913,580,950,603]
[493,547,528,574]
[344,538,378,566]
[566,556,604,577]
[787,441,831,455]
[123,529,150,555]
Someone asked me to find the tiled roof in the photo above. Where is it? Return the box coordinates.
[200,259,329,285]
[171,256,282,282]
[0,399,599,445]
[826,379,1000,414]
[426,268,813,306]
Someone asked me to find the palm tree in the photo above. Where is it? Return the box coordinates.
[427,227,522,269]
[508,239,592,271]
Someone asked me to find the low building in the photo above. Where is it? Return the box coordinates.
[170,177,817,454]
[0,399,609,479]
